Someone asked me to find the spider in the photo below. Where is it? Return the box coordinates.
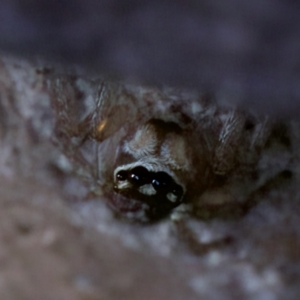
[49,73,293,224]
[0,57,295,256]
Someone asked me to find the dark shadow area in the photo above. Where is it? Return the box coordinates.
[0,0,300,116]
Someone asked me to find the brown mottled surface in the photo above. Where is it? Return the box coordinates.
[1,56,300,300]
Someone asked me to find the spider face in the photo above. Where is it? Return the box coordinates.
[108,119,191,221]
[112,166,185,221]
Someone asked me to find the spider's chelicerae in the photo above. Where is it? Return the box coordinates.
[50,74,294,223]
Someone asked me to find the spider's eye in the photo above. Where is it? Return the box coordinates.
[129,166,152,186]
[152,172,184,201]
[152,172,173,192]
[116,170,128,181]
[171,184,184,199]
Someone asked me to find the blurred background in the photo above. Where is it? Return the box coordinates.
[0,0,300,115]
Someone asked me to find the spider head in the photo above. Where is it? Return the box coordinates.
[108,119,191,221]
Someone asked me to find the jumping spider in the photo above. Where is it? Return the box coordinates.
[0,57,294,256]
[50,75,293,225]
